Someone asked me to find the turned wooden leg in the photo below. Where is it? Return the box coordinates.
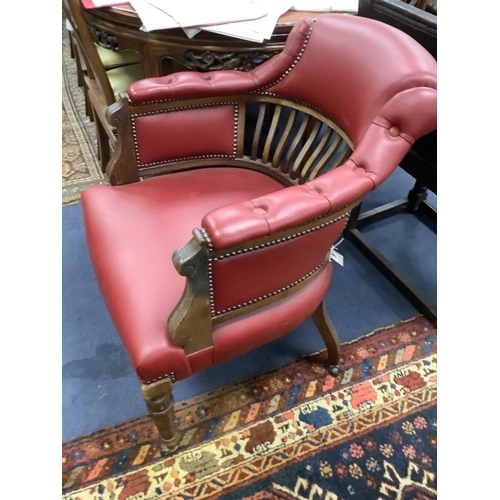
[141,377,180,456]
[312,301,341,376]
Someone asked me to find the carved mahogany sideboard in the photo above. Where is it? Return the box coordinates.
[82,5,333,77]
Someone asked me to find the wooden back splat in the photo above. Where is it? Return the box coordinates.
[106,95,353,187]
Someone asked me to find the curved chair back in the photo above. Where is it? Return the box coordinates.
[101,15,437,356]
[81,14,437,455]
[108,15,436,185]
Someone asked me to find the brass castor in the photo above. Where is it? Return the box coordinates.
[159,434,181,457]
[329,365,340,377]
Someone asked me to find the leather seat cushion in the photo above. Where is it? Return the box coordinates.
[82,167,287,383]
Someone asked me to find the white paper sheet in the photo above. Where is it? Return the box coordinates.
[129,0,354,42]
[130,0,270,31]
[291,0,358,13]
[128,0,178,30]
[155,0,270,25]
[201,0,293,43]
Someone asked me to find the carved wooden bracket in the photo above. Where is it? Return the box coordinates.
[106,97,141,185]
[168,229,213,355]
[184,50,280,72]
[88,25,120,51]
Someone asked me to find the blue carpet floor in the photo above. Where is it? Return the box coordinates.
[62,166,436,442]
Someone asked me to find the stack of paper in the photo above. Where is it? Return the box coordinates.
[127,0,295,42]
[200,0,294,42]
[82,0,358,42]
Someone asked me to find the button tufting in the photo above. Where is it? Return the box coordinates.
[252,207,267,215]
[388,126,400,137]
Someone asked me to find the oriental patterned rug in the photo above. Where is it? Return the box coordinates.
[62,16,106,206]
[62,315,437,499]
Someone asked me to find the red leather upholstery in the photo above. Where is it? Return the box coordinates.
[212,263,332,366]
[82,168,286,382]
[133,105,237,167]
[81,14,437,387]
[265,16,436,146]
[127,15,436,149]
[211,221,343,315]
[202,163,374,249]
[125,19,314,106]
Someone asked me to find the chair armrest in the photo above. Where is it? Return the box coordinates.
[350,87,437,186]
[202,163,373,250]
[202,86,437,250]
[125,18,314,105]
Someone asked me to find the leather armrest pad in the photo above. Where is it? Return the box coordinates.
[202,163,374,250]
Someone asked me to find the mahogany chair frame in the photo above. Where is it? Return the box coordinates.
[105,93,355,453]
[82,14,437,455]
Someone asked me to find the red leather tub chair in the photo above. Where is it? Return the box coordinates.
[81,14,437,455]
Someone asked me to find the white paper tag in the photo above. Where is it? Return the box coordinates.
[329,247,344,266]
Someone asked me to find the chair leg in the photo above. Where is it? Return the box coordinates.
[141,377,180,456]
[74,45,84,88]
[85,88,93,121]
[407,180,428,213]
[312,301,341,376]
[94,117,111,173]
[68,30,76,59]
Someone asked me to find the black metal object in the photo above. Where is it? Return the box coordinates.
[345,0,437,325]
[344,188,437,326]
[357,0,437,59]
